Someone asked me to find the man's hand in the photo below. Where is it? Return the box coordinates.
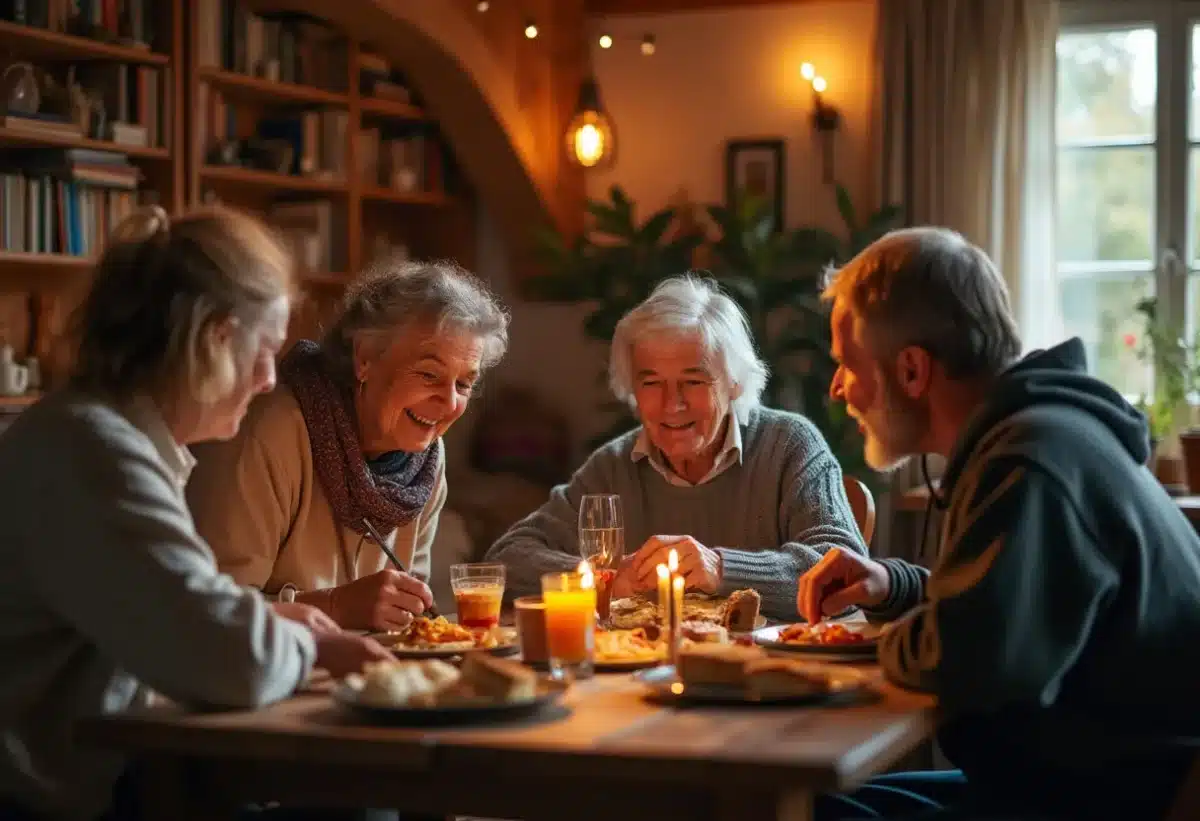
[272,602,342,635]
[624,535,723,594]
[797,547,890,623]
[328,569,434,631]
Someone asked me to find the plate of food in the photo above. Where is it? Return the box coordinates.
[608,588,765,635]
[333,654,567,725]
[594,627,666,671]
[753,621,882,659]
[635,643,872,707]
[371,616,518,659]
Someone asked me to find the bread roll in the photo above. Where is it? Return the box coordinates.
[721,588,762,632]
[460,653,538,701]
[744,659,829,700]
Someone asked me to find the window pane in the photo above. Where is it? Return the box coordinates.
[1061,273,1152,398]
[1057,147,1154,263]
[1058,28,1156,142]
[1192,25,1200,140]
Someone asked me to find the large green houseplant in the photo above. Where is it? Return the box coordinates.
[526,184,902,482]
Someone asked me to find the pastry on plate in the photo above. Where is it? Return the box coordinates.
[676,643,766,687]
[681,620,728,644]
[744,659,830,700]
[460,652,538,701]
[720,588,762,632]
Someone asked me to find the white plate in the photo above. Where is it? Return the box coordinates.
[635,663,872,706]
[752,622,882,660]
[332,677,567,725]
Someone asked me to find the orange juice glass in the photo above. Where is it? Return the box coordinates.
[541,569,596,680]
[450,563,506,629]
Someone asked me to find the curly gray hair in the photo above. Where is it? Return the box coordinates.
[322,257,510,383]
[609,274,769,424]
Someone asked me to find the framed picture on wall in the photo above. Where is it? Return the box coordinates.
[724,139,786,233]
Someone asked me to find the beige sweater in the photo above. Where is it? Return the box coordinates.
[0,392,314,821]
[186,386,447,606]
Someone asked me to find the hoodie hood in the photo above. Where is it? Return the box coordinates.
[939,337,1150,495]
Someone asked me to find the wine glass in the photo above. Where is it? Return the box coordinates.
[578,494,624,625]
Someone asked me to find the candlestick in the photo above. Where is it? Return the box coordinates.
[669,574,685,664]
[656,563,670,629]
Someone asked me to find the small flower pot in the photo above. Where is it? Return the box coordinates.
[1179,429,1200,494]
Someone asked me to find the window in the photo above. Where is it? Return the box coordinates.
[1056,1,1200,397]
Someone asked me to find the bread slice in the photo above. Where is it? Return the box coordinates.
[459,653,538,702]
[744,659,830,700]
[676,643,766,687]
[721,588,762,632]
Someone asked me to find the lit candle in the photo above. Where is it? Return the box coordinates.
[670,574,685,663]
[542,565,596,665]
[656,563,670,626]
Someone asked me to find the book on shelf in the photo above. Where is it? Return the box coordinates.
[267,198,345,274]
[358,123,444,195]
[0,171,140,256]
[195,0,347,91]
[75,62,171,148]
[0,0,157,50]
[358,54,415,106]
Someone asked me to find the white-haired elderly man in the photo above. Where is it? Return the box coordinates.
[485,275,865,620]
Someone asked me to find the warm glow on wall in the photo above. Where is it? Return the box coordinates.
[565,77,616,169]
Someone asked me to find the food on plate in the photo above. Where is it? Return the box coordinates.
[719,588,762,632]
[676,643,766,687]
[777,622,871,646]
[382,616,508,652]
[608,589,763,632]
[743,659,831,700]
[354,659,461,708]
[680,620,728,644]
[594,627,664,663]
[460,652,538,700]
[348,655,539,709]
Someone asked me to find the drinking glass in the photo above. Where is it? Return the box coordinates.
[450,563,506,629]
[541,569,596,680]
[578,493,624,624]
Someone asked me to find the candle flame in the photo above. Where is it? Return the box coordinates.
[656,563,669,581]
[578,559,595,590]
[673,575,684,593]
[668,548,679,572]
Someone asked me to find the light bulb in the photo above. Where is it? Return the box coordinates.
[813,76,827,93]
[525,21,538,39]
[476,0,488,10]
[641,34,656,56]
[573,123,604,166]
[599,34,613,49]
[801,62,815,80]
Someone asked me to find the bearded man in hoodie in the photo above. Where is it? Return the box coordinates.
[802,227,1200,821]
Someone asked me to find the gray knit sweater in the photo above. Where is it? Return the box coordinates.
[484,407,866,619]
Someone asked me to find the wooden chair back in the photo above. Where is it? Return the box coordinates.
[843,475,876,546]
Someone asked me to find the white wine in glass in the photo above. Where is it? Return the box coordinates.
[578,493,624,623]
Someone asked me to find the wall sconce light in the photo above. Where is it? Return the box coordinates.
[565,76,616,169]
[524,19,539,39]
[801,62,840,183]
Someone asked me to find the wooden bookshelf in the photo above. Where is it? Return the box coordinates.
[0,0,477,383]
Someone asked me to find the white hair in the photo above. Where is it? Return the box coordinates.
[609,275,769,424]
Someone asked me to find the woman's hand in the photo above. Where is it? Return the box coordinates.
[272,602,342,635]
[313,633,393,678]
[329,569,434,631]
[622,535,723,595]
[797,547,890,623]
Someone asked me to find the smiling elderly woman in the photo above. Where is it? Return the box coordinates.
[485,275,865,620]
[187,258,509,633]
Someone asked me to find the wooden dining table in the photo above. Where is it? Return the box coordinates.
[78,663,936,821]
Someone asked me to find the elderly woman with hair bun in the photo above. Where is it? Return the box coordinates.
[486,274,865,620]
[0,205,392,821]
[187,258,510,633]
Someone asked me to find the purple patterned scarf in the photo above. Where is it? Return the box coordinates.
[279,340,440,536]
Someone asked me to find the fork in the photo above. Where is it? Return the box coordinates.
[361,517,440,618]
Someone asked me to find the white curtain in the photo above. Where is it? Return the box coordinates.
[867,0,1060,559]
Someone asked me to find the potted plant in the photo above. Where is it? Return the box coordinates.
[525,183,902,485]
[1129,296,1200,490]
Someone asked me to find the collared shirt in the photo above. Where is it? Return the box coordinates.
[123,394,197,495]
[631,415,743,487]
